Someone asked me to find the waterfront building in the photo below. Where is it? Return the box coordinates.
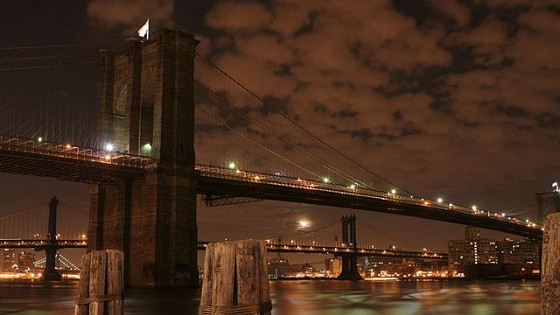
[267,257,308,278]
[0,250,36,272]
[325,257,342,277]
[448,226,498,273]
[496,238,540,276]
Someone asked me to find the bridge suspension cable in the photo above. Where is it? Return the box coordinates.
[0,202,88,240]
[194,58,378,191]
[195,52,415,196]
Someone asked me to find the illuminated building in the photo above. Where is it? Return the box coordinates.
[497,238,540,266]
[325,257,342,276]
[448,226,498,273]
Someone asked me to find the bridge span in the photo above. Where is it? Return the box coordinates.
[0,135,543,240]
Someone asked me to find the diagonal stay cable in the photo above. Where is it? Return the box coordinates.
[195,80,373,189]
[195,106,323,181]
[196,53,414,196]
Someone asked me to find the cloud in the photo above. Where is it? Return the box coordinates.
[204,1,272,31]
[196,0,560,213]
[87,0,173,33]
[428,0,470,28]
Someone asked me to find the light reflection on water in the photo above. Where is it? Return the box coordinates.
[270,280,540,315]
[0,279,540,314]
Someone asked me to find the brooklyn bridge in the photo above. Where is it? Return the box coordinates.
[0,29,543,287]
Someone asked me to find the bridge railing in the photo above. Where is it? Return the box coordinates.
[0,134,155,169]
[196,165,542,231]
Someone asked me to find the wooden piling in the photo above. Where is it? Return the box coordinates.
[199,240,271,315]
[106,250,124,315]
[74,250,124,315]
[74,253,91,315]
[542,213,560,314]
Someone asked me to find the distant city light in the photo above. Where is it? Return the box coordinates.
[65,144,71,149]
[471,205,477,211]
[228,162,236,169]
[501,212,506,217]
[105,143,114,152]
[437,197,443,203]
[37,137,43,142]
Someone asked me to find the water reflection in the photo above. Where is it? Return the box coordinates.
[0,280,540,314]
[269,280,540,315]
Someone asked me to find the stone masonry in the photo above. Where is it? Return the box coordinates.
[88,29,199,288]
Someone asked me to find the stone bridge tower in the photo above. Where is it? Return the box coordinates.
[88,29,199,288]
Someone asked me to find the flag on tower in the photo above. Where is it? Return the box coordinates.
[138,19,150,39]
[553,181,559,192]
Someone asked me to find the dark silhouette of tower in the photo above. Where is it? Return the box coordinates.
[337,214,362,280]
[44,196,61,281]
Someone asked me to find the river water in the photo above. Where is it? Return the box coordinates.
[0,279,540,314]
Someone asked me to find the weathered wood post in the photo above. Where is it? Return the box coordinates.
[74,250,124,315]
[199,239,271,315]
[542,213,560,314]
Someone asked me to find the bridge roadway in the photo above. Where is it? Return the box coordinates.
[0,240,447,261]
[0,135,543,240]
[197,242,448,260]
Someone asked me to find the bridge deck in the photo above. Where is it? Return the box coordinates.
[0,240,87,249]
[0,136,544,239]
[0,135,154,183]
[197,242,447,260]
[197,166,543,240]
[0,240,446,261]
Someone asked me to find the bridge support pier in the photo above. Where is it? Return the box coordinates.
[337,253,362,280]
[88,29,199,288]
[337,215,362,280]
[44,197,61,281]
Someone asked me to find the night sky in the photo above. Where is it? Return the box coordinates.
[1,0,559,261]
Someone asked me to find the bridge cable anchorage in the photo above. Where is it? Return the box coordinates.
[195,52,415,196]
[194,80,372,190]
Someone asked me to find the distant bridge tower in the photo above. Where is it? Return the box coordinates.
[337,214,362,280]
[88,29,199,287]
[44,196,61,281]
